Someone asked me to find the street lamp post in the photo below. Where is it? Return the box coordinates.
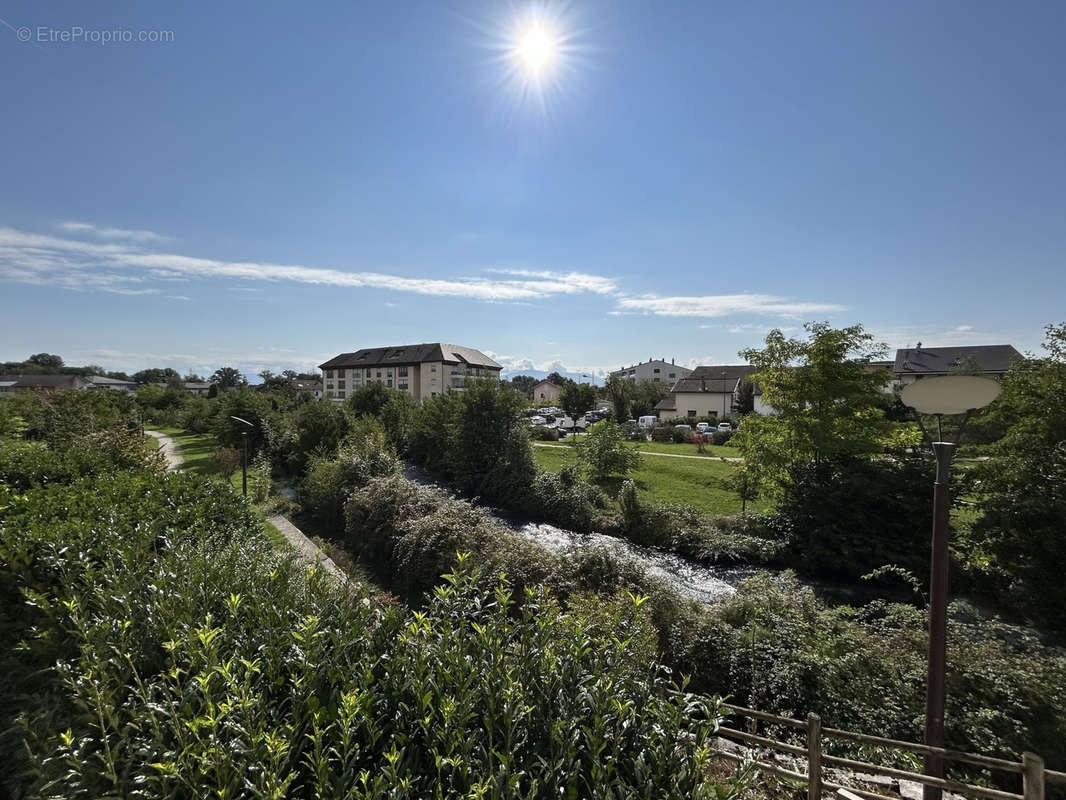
[229,415,254,497]
[900,376,1001,800]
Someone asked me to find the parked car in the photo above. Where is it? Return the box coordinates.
[556,426,569,437]
[674,424,692,434]
[529,416,546,426]
[717,422,733,432]
[695,422,711,432]
[638,415,657,428]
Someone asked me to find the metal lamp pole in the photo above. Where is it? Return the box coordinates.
[900,375,1000,800]
[923,439,956,800]
[229,415,254,498]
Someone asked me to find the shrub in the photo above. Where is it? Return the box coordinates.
[211,445,241,479]
[526,465,610,532]
[180,395,216,433]
[711,429,735,446]
[576,420,643,480]
[529,424,560,441]
[651,425,675,443]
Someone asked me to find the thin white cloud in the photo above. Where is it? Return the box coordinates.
[167,295,192,301]
[615,293,845,318]
[0,226,617,303]
[871,324,1004,350]
[59,221,168,243]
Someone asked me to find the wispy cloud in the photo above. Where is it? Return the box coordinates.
[0,226,617,303]
[871,324,1003,350]
[59,221,168,243]
[614,293,845,318]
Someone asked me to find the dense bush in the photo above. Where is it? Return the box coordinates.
[769,456,935,581]
[529,424,560,441]
[710,429,735,446]
[525,465,611,532]
[576,420,643,480]
[0,463,727,798]
[651,425,675,443]
[0,438,127,490]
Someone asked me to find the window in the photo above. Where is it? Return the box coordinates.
[687,410,697,417]
[669,373,676,379]
[653,368,660,373]
[387,380,393,388]
[431,378,437,385]
[366,369,372,378]
[399,382,408,390]
[376,370,382,378]
[327,383,334,390]
[398,366,408,377]
[325,370,333,378]
[431,365,437,372]
[338,380,345,389]
[653,377,660,382]
[337,391,345,399]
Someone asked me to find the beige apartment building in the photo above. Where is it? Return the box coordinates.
[609,358,692,385]
[319,343,502,403]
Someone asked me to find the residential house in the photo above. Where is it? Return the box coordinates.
[610,358,692,385]
[87,375,139,392]
[319,343,501,403]
[532,380,561,404]
[0,374,92,395]
[892,344,1022,387]
[182,381,214,396]
[655,365,757,421]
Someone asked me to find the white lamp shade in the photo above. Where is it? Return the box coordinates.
[900,375,1001,415]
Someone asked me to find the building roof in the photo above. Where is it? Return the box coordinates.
[532,379,560,389]
[610,359,692,375]
[87,375,138,386]
[893,345,1022,376]
[182,382,213,390]
[670,365,757,394]
[320,343,502,370]
[0,374,89,389]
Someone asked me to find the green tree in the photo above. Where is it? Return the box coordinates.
[27,353,64,370]
[379,390,420,454]
[737,322,917,494]
[507,375,538,398]
[210,366,247,389]
[734,377,755,415]
[545,371,568,386]
[605,374,634,422]
[293,400,350,463]
[970,322,1066,631]
[576,420,642,481]
[559,381,597,428]
[346,381,392,418]
[630,379,669,418]
[182,372,206,383]
[132,367,180,384]
[213,388,269,452]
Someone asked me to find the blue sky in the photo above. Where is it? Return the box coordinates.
[1,0,1064,379]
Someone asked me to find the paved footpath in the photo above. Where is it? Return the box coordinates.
[145,429,348,584]
[532,442,744,462]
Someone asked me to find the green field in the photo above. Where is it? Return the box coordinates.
[533,443,769,516]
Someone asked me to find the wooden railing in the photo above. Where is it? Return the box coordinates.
[711,703,1066,800]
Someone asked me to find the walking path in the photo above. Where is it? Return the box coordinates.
[532,442,744,462]
[145,429,348,584]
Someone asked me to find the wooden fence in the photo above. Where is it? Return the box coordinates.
[711,703,1066,800]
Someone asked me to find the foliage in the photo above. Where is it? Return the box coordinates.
[605,373,634,421]
[210,365,247,388]
[211,445,241,479]
[379,390,420,454]
[969,322,1066,631]
[770,456,935,581]
[299,418,400,529]
[576,420,643,480]
[180,395,217,433]
[558,380,597,424]
[529,424,561,441]
[734,377,755,415]
[291,399,350,470]
[26,352,64,368]
[710,429,735,446]
[506,374,538,397]
[630,379,669,418]
[737,322,919,495]
[346,381,393,418]
[723,466,760,516]
[528,466,610,531]
[212,388,270,452]
[1,452,726,797]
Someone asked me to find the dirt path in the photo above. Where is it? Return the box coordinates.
[532,442,744,462]
[145,429,182,471]
[145,429,347,583]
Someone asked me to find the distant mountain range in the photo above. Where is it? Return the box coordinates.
[500,363,605,386]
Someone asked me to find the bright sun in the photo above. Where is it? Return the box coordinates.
[518,26,554,73]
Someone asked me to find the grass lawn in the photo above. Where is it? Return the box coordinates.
[622,440,742,459]
[156,426,243,490]
[533,444,770,516]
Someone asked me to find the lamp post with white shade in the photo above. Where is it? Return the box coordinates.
[229,415,255,497]
[900,375,1001,800]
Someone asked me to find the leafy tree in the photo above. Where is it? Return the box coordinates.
[559,381,597,428]
[211,447,241,480]
[27,353,63,369]
[507,375,538,397]
[346,381,393,418]
[734,377,755,415]
[724,465,760,516]
[575,421,642,481]
[630,379,669,418]
[605,374,634,422]
[293,400,350,463]
[182,372,205,383]
[970,322,1066,631]
[211,366,247,389]
[545,371,568,386]
[213,389,269,452]
[737,322,918,494]
[132,367,180,385]
[379,391,420,454]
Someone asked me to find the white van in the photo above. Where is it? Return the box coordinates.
[638,415,657,428]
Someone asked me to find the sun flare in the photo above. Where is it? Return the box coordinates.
[517,25,554,73]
